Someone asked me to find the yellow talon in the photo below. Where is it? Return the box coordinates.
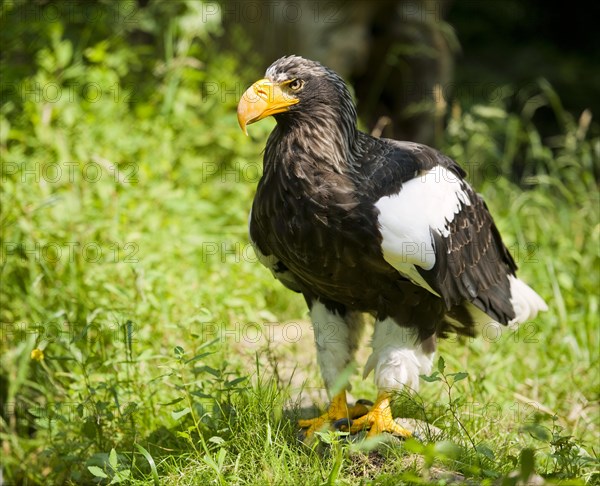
[298,390,369,438]
[348,392,412,438]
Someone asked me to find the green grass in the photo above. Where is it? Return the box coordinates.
[1,11,599,485]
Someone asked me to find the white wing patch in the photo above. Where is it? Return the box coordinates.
[375,166,470,292]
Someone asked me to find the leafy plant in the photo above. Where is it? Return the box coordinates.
[0,1,597,484]
[88,448,131,484]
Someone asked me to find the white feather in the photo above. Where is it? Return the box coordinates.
[310,302,365,394]
[508,275,548,327]
[363,319,434,392]
[462,277,547,335]
[375,166,470,293]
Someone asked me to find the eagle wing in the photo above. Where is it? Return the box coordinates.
[372,141,546,326]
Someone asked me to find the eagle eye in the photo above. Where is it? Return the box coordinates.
[288,79,304,91]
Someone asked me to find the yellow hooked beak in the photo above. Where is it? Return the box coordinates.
[237,79,299,135]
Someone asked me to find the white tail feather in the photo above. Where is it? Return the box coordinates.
[508,276,548,327]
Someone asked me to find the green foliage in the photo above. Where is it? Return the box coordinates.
[87,448,132,484]
[1,2,598,485]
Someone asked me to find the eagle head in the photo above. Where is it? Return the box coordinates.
[237,55,357,135]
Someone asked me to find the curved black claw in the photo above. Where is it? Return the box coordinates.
[333,418,353,430]
[356,399,374,406]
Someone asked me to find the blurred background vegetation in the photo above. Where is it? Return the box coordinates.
[1,1,598,484]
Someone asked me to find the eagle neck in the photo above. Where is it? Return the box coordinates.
[267,113,359,177]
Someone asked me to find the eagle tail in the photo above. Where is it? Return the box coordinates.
[508,275,548,328]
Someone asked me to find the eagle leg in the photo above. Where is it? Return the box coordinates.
[348,392,412,438]
[298,390,369,438]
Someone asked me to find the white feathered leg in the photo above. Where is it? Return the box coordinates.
[298,301,366,438]
[350,318,435,438]
[364,318,435,392]
[310,301,364,394]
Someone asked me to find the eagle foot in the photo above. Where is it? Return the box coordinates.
[298,390,370,440]
[348,393,412,439]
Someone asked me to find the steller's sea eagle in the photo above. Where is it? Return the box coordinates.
[236,56,548,439]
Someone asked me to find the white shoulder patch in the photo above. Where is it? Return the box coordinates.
[375,166,470,291]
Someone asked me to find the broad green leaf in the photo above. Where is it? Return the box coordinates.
[88,466,108,478]
[451,371,469,382]
[225,376,247,387]
[109,448,118,470]
[110,469,130,484]
[522,423,551,442]
[171,407,191,420]
[476,443,496,461]
[437,356,446,373]
[420,372,441,382]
